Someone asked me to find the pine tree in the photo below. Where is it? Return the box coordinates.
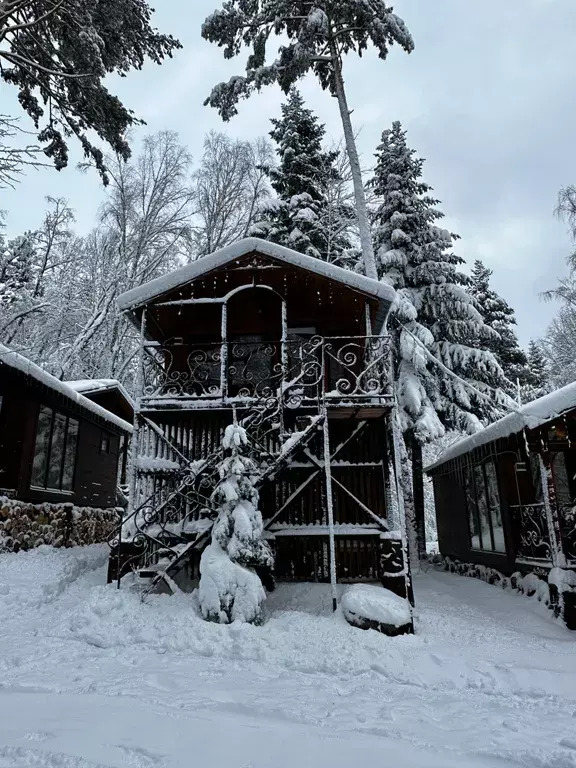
[469,260,529,390]
[370,122,509,558]
[0,234,36,309]
[202,1,414,279]
[199,424,274,625]
[251,90,353,263]
[522,339,550,402]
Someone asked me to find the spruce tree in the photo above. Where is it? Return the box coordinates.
[251,89,353,263]
[0,234,36,309]
[199,424,274,625]
[522,339,550,402]
[469,260,529,390]
[370,122,509,558]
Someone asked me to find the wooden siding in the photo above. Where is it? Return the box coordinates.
[0,368,124,508]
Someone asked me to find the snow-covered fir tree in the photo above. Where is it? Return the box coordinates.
[251,89,353,263]
[371,122,508,438]
[370,122,509,558]
[0,234,36,309]
[522,339,550,402]
[469,260,529,390]
[199,424,274,625]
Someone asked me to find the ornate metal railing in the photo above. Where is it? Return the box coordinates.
[511,502,576,564]
[141,336,392,407]
[560,504,576,564]
[510,503,551,561]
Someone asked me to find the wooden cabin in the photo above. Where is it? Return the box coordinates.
[0,345,132,509]
[109,238,410,600]
[427,385,576,581]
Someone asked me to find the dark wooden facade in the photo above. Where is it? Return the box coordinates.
[0,358,132,509]
[110,240,407,595]
[428,405,576,575]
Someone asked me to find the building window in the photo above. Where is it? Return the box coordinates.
[31,406,79,492]
[100,432,111,454]
[465,460,506,553]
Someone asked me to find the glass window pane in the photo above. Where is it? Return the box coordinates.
[465,467,481,549]
[61,418,78,491]
[552,453,572,509]
[484,462,505,553]
[31,406,53,487]
[474,465,491,550]
[529,455,544,505]
[46,413,67,489]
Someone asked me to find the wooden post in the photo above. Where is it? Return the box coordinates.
[322,406,338,612]
[390,407,416,620]
[220,302,228,400]
[411,434,427,560]
[538,453,567,568]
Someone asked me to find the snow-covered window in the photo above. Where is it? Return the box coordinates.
[466,461,506,554]
[31,406,79,492]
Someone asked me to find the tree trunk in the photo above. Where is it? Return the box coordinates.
[411,434,427,560]
[329,42,378,281]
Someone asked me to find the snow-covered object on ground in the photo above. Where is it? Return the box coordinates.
[341,584,411,634]
[199,541,266,624]
[116,237,395,317]
[427,380,576,470]
[0,344,133,433]
[549,567,576,591]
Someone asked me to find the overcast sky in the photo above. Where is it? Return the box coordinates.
[3,0,576,345]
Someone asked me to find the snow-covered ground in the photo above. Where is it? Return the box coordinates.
[1,546,575,768]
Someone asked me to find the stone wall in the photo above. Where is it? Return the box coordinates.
[0,496,119,552]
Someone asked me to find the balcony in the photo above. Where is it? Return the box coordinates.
[140,335,393,411]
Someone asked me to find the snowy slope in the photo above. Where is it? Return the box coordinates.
[1,547,575,767]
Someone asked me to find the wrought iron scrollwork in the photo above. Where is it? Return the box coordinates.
[324,336,393,401]
[511,503,552,561]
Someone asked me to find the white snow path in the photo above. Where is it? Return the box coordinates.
[1,547,576,767]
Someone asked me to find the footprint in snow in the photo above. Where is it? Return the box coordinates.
[560,739,576,751]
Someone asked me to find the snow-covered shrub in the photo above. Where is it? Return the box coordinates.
[198,424,274,625]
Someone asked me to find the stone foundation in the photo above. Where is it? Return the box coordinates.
[0,496,120,552]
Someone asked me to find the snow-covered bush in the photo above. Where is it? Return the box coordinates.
[198,424,274,625]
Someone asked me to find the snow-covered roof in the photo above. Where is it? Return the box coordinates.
[65,378,135,411]
[0,345,133,433]
[426,382,576,472]
[117,238,396,312]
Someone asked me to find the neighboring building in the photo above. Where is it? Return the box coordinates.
[65,379,134,486]
[109,237,410,601]
[0,345,132,509]
[427,385,576,580]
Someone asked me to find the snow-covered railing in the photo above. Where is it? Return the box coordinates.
[511,502,576,565]
[140,335,393,407]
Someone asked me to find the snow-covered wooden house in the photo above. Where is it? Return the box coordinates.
[108,238,410,601]
[427,384,576,627]
[0,345,133,551]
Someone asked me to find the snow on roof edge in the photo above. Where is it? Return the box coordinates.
[0,346,133,433]
[117,238,396,312]
[65,379,135,411]
[426,381,576,472]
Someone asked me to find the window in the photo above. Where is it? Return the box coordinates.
[31,406,79,492]
[100,432,111,454]
[465,460,506,553]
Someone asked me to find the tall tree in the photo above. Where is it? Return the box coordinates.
[469,260,529,390]
[522,339,549,402]
[251,89,353,263]
[0,0,181,182]
[370,121,508,558]
[192,132,273,256]
[202,0,414,279]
